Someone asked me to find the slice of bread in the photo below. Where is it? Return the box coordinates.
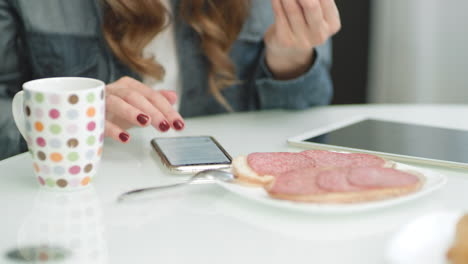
[232,151,423,204]
[265,170,424,204]
[231,156,275,187]
[232,151,396,188]
[447,214,468,264]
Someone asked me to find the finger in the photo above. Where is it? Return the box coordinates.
[298,0,325,29]
[159,90,178,105]
[111,88,170,132]
[319,0,341,33]
[116,77,178,105]
[106,94,151,128]
[281,0,308,35]
[146,90,185,131]
[271,0,291,37]
[111,77,185,130]
[105,120,130,143]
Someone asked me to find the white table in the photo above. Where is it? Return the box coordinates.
[1,104,468,264]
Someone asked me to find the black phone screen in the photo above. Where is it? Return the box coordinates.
[152,136,231,166]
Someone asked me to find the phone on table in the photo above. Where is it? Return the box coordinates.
[151,136,232,174]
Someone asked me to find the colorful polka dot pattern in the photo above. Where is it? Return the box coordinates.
[24,86,105,190]
[37,175,92,188]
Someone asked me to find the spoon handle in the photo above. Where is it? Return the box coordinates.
[118,181,190,202]
[117,169,230,203]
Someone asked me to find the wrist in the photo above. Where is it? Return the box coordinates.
[265,48,316,80]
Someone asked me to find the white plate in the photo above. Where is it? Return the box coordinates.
[386,211,464,264]
[217,163,447,213]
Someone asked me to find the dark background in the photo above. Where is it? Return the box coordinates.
[331,0,372,104]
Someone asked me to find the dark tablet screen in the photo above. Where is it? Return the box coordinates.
[305,119,468,164]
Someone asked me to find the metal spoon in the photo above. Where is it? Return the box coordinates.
[118,169,236,203]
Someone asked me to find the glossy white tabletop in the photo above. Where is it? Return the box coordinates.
[1,104,468,264]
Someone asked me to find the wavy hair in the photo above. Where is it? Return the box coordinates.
[102,0,251,111]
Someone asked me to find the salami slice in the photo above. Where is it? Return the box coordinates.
[316,168,363,192]
[268,168,326,195]
[247,152,315,176]
[346,167,420,188]
[301,150,386,168]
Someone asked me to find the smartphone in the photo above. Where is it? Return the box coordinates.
[151,136,232,174]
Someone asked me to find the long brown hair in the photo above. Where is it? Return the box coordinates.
[103,0,251,111]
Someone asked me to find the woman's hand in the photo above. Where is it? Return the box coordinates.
[264,0,341,80]
[105,76,185,143]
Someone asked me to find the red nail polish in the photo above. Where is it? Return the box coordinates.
[159,121,170,132]
[137,114,149,126]
[173,120,185,130]
[119,132,130,143]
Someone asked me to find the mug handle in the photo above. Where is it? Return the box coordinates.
[12,91,27,140]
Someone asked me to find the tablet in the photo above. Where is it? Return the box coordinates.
[288,117,468,169]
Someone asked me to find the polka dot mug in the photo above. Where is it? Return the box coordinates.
[12,77,105,190]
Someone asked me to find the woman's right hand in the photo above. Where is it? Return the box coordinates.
[104,76,185,143]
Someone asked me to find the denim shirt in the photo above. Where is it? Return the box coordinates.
[0,0,333,159]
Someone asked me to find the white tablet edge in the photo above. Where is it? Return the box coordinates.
[287,116,468,170]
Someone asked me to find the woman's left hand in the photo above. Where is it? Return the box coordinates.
[264,0,341,80]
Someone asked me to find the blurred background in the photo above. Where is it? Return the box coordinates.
[331,0,468,104]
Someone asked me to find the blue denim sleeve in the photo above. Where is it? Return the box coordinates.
[253,40,334,110]
[0,98,26,160]
[0,0,28,159]
[0,0,28,98]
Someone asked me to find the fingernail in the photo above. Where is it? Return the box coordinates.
[173,120,185,131]
[159,120,170,132]
[119,132,130,143]
[137,114,149,126]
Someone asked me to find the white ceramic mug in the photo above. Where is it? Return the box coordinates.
[12,77,105,190]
